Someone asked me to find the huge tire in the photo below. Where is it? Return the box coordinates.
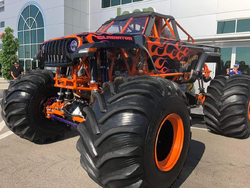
[1,70,68,143]
[204,74,250,138]
[77,76,191,188]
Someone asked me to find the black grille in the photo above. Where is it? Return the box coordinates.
[43,38,76,67]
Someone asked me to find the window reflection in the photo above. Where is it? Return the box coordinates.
[237,19,250,32]
[102,0,143,8]
[217,21,235,34]
[122,0,131,4]
[30,5,38,18]
[37,29,44,43]
[221,48,232,73]
[111,0,120,6]
[236,47,250,66]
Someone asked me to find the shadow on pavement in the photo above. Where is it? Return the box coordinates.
[173,139,206,188]
[37,126,80,145]
[63,126,80,139]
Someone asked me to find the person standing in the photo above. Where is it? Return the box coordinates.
[11,62,24,80]
[226,64,242,75]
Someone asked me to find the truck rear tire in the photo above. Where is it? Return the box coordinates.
[1,70,68,143]
[204,74,250,138]
[77,76,191,188]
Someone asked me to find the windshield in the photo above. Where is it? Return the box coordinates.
[97,17,148,34]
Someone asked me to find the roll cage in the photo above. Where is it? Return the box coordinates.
[97,11,194,43]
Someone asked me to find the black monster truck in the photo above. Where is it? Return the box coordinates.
[1,12,250,188]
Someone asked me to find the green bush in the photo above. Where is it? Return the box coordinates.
[0,27,19,80]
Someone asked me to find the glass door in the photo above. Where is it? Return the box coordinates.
[25,59,32,73]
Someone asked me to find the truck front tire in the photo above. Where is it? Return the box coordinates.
[77,76,191,188]
[1,70,68,143]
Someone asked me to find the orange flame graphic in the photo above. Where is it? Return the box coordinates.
[147,38,192,61]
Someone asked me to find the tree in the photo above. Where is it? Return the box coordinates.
[0,27,19,80]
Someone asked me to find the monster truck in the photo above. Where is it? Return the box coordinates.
[1,12,250,187]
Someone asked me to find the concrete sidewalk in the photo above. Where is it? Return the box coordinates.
[0,78,9,98]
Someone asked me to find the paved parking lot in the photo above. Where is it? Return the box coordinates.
[0,112,250,188]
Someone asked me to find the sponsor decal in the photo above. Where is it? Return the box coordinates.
[96,36,133,40]
[203,47,215,52]
[180,55,198,67]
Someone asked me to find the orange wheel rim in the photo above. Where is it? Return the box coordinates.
[248,102,250,121]
[155,113,184,172]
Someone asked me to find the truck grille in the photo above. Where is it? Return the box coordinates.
[43,38,76,67]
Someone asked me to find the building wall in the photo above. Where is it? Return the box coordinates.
[64,0,90,36]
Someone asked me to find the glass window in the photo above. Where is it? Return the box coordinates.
[0,21,4,27]
[18,32,24,44]
[24,23,29,30]
[18,17,24,30]
[0,7,4,12]
[27,18,31,28]
[236,47,250,66]
[217,21,236,34]
[36,12,44,27]
[106,20,128,33]
[25,60,32,71]
[105,17,148,34]
[18,4,44,62]
[102,0,110,8]
[111,0,120,6]
[122,17,148,34]
[31,44,37,58]
[31,30,36,43]
[19,60,24,70]
[220,48,232,68]
[19,46,24,58]
[22,6,29,20]
[133,0,143,1]
[30,5,39,18]
[31,22,37,29]
[122,0,131,4]
[37,44,41,52]
[24,31,30,44]
[25,46,30,58]
[37,29,44,43]
[237,19,250,32]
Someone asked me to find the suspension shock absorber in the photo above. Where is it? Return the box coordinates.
[90,54,98,92]
[65,89,71,100]
[100,48,109,83]
[57,67,68,101]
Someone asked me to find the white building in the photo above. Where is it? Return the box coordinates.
[0,0,250,71]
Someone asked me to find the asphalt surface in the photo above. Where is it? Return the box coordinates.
[0,108,250,188]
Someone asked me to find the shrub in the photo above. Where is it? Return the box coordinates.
[0,27,19,80]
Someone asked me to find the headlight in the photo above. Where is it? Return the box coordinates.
[69,40,78,52]
[78,47,97,54]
